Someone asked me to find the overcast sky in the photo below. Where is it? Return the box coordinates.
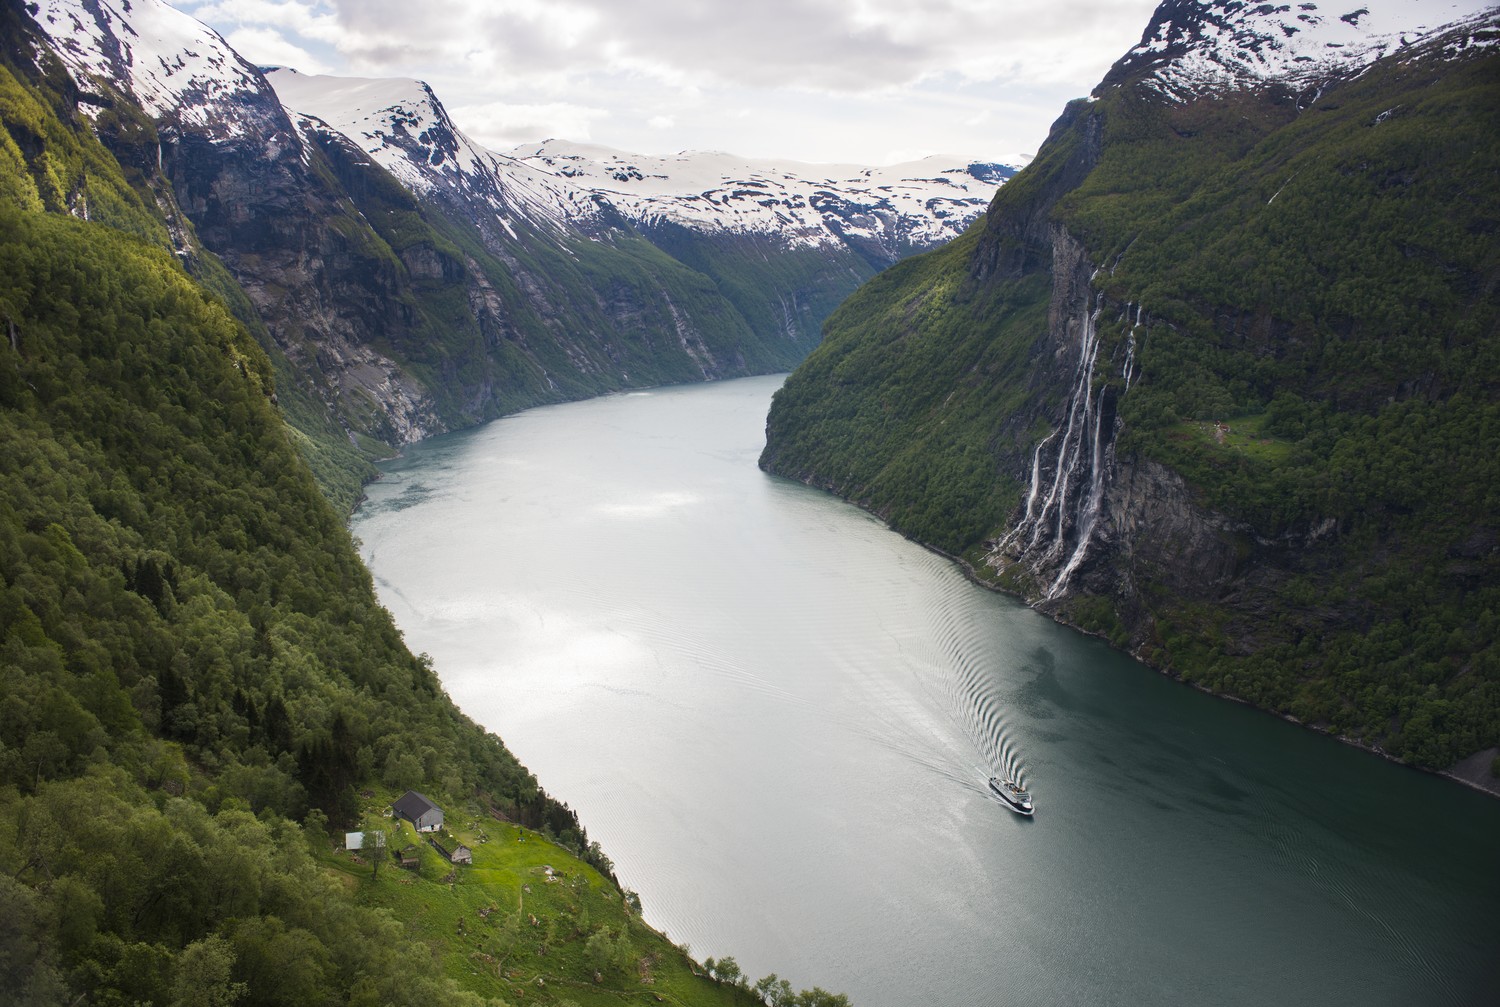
[178,0,1164,166]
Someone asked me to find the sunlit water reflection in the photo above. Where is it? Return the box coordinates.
[353,375,1500,1006]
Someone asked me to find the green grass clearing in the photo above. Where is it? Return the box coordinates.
[317,796,762,1007]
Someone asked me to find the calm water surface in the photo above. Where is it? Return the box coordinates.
[352,375,1500,1006]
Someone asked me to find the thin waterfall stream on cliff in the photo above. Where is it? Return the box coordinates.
[351,374,1500,1006]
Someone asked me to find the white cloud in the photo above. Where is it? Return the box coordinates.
[183,0,1164,162]
[222,25,332,73]
[185,0,344,43]
[448,100,609,147]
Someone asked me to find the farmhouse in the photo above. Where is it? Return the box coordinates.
[392,790,444,832]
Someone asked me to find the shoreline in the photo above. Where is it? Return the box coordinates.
[819,491,1500,803]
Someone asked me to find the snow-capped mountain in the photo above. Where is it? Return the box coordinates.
[265,68,1013,262]
[30,0,287,144]
[22,0,1014,456]
[1106,0,1498,100]
[504,140,1009,254]
[26,0,1011,270]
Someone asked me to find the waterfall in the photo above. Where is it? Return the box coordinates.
[1006,289,1103,559]
[1011,293,1103,558]
[1020,429,1059,527]
[995,426,1059,555]
[1000,286,1139,599]
[1122,303,1143,391]
[1048,361,1109,599]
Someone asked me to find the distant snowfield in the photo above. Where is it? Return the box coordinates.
[29,0,1009,258]
[267,67,1010,252]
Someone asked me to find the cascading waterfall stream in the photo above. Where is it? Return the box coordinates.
[998,288,1103,559]
[1122,303,1142,391]
[998,290,1145,600]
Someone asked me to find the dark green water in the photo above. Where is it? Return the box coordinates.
[352,375,1500,1006]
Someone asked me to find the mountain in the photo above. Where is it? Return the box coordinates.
[0,2,842,1002]
[1109,0,1496,97]
[264,69,1008,264]
[25,0,1010,510]
[761,0,1500,780]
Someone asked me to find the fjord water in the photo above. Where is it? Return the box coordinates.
[352,375,1499,1006]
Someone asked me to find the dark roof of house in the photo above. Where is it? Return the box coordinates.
[392,790,440,820]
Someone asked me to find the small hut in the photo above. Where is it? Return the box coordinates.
[430,838,472,865]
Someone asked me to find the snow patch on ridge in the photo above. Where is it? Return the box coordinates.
[33,0,278,141]
[1108,0,1498,100]
[267,69,490,193]
[266,69,1014,256]
[504,140,1008,250]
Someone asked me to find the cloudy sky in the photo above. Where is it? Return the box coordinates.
[178,0,1163,166]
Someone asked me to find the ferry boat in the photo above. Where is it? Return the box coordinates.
[989,777,1034,816]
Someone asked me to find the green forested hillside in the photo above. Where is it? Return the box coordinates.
[760,222,1049,555]
[0,18,849,1000]
[0,205,839,1007]
[0,202,566,1004]
[763,24,1500,769]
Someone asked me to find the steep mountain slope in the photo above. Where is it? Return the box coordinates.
[31,0,754,450]
[0,195,759,1007]
[25,0,1008,509]
[0,5,827,1001]
[762,0,1500,776]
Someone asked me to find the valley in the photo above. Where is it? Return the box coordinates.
[2,0,1497,1004]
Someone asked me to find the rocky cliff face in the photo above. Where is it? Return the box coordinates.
[31,0,469,443]
[169,125,449,443]
[977,0,1500,625]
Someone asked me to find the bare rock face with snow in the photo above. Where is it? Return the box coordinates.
[25,0,1015,453]
[32,0,285,143]
[1103,0,1497,100]
[31,1,446,441]
[264,68,1011,267]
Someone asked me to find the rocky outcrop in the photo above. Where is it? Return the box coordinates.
[1102,458,1243,599]
[969,100,1103,284]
